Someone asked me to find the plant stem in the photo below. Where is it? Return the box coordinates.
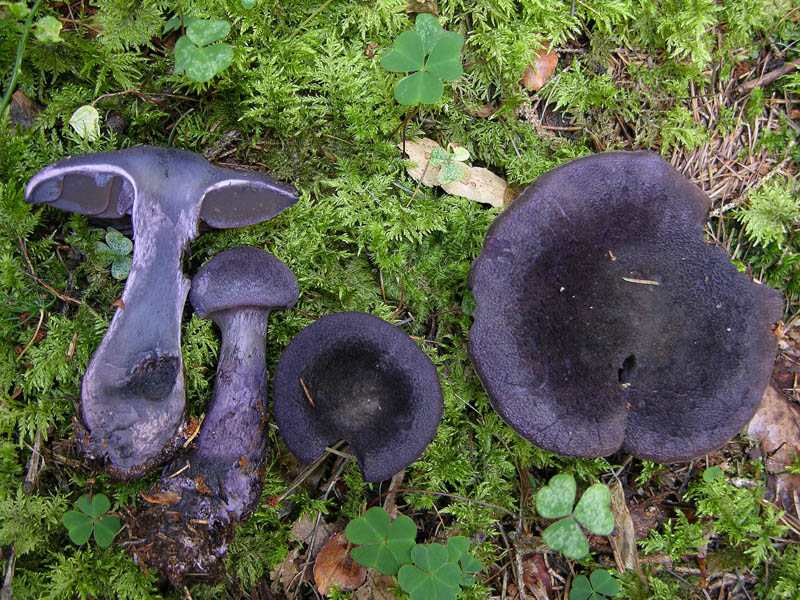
[0,0,43,121]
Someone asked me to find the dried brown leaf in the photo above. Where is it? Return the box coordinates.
[522,42,558,91]
[608,481,642,576]
[291,513,340,558]
[313,531,367,595]
[400,138,509,207]
[521,553,552,599]
[354,572,399,600]
[747,384,800,510]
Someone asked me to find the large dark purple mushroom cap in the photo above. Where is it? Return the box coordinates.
[273,312,443,482]
[468,151,781,463]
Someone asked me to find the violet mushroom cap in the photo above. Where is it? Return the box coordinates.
[128,247,298,585]
[468,151,781,463]
[25,146,297,479]
[273,312,443,482]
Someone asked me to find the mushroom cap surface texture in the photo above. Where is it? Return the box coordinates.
[468,151,781,463]
[273,312,443,482]
[190,246,300,317]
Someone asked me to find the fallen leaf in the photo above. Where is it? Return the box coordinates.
[313,531,367,595]
[747,384,800,510]
[354,571,399,600]
[522,41,558,91]
[608,481,642,576]
[139,490,180,505]
[400,138,510,207]
[10,91,39,128]
[466,102,499,119]
[291,513,341,558]
[521,553,552,599]
[270,546,303,594]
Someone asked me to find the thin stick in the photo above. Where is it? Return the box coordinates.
[299,377,315,407]
[0,543,15,600]
[274,440,346,504]
[621,277,660,286]
[738,59,800,94]
[16,309,44,363]
[22,428,43,494]
[288,0,334,40]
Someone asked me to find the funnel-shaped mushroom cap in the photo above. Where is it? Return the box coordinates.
[25,145,296,226]
[468,151,781,463]
[190,246,299,318]
[273,312,443,482]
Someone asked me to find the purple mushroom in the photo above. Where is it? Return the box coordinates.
[468,151,781,462]
[25,147,296,479]
[129,246,298,583]
[273,312,443,482]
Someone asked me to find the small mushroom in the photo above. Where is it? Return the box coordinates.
[273,312,443,482]
[128,246,298,584]
[468,151,781,462]
[25,146,296,478]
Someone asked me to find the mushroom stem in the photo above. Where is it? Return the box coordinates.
[80,190,194,477]
[192,308,270,519]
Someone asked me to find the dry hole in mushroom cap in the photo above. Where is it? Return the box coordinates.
[273,312,443,482]
[25,146,297,479]
[468,151,781,463]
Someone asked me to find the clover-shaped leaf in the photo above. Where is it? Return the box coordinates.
[542,516,588,560]
[186,19,230,46]
[415,13,444,54]
[381,13,463,106]
[95,228,132,280]
[345,506,417,575]
[173,18,233,83]
[536,473,576,519]
[573,484,614,536]
[33,15,63,43]
[438,160,465,186]
[536,474,614,560]
[398,544,462,600]
[62,493,121,548]
[446,536,482,573]
[382,30,424,73]
[569,571,620,600]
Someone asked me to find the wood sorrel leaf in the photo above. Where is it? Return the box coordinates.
[425,31,463,81]
[573,484,614,536]
[536,473,576,519]
[415,13,444,55]
[186,19,230,46]
[381,30,424,73]
[394,71,442,105]
[542,516,588,560]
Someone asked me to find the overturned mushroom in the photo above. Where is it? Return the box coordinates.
[129,246,298,583]
[25,147,296,478]
[468,151,781,462]
[273,312,443,482]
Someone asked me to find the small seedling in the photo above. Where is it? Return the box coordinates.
[95,227,132,279]
[166,16,233,83]
[381,13,464,106]
[570,570,620,600]
[535,473,614,560]
[702,466,724,483]
[32,15,62,42]
[429,144,470,185]
[62,493,121,547]
[345,506,482,600]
